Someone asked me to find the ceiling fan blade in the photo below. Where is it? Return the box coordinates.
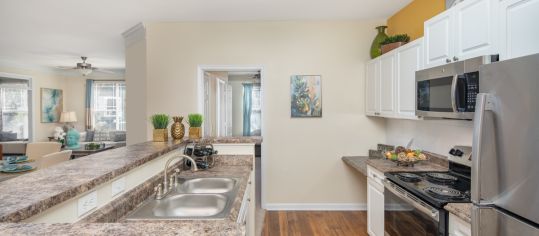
[55,66,77,70]
[94,68,117,74]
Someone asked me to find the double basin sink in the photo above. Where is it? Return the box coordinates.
[125,177,239,220]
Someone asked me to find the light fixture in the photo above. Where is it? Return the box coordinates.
[77,57,93,76]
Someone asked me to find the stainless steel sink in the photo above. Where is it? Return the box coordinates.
[125,177,239,220]
[178,177,236,194]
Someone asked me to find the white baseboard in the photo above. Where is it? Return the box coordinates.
[264,203,367,211]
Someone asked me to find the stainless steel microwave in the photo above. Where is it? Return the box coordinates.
[415,55,497,120]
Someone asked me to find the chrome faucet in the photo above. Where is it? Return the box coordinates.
[155,154,198,200]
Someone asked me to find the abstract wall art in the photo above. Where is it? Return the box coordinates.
[290,75,322,117]
[41,88,63,123]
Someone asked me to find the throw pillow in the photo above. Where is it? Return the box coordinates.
[79,132,87,143]
[85,130,95,142]
[0,132,17,141]
[93,131,110,142]
[112,131,126,142]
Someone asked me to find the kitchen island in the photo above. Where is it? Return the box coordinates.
[0,137,258,236]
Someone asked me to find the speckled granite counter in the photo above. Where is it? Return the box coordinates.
[364,158,448,173]
[190,136,262,145]
[342,156,377,175]
[0,137,257,235]
[445,203,472,224]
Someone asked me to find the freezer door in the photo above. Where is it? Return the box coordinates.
[472,205,539,236]
[473,54,539,224]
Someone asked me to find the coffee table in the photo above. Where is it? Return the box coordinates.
[67,145,116,159]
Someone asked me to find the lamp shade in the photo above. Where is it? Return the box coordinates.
[60,111,77,123]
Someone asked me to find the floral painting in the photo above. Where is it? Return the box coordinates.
[41,88,63,123]
[290,75,322,117]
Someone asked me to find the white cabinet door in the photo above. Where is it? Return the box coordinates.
[396,38,423,119]
[379,54,396,117]
[454,0,498,60]
[424,10,453,68]
[367,178,385,236]
[365,58,381,116]
[499,0,539,60]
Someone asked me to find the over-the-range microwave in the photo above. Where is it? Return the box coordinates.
[415,55,498,120]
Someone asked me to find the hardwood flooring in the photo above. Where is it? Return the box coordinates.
[262,211,368,236]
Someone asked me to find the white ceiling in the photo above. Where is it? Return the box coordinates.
[0,0,410,73]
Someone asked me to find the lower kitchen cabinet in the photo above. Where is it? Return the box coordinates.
[448,213,471,236]
[238,171,255,236]
[367,165,385,236]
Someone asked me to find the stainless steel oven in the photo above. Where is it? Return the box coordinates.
[384,180,446,236]
[415,55,496,120]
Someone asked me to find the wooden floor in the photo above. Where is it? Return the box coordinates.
[262,211,368,236]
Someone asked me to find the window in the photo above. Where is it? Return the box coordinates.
[250,85,261,136]
[0,77,31,140]
[92,81,125,131]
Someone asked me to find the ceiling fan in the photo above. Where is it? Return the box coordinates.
[56,56,116,76]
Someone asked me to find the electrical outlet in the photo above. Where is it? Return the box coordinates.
[111,177,126,197]
[78,191,97,217]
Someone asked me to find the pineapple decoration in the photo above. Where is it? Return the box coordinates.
[170,116,185,140]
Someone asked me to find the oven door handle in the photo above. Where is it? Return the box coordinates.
[383,180,439,222]
[451,74,459,112]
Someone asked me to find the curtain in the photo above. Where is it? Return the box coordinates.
[85,79,94,130]
[242,84,253,136]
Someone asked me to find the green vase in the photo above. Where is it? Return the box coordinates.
[370,26,388,59]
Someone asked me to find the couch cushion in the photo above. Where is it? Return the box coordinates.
[110,131,126,142]
[0,132,18,141]
[93,131,110,142]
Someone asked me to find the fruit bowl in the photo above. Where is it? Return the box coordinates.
[384,146,428,167]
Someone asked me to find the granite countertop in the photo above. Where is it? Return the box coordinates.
[364,158,448,173]
[445,203,472,224]
[342,156,375,175]
[191,136,262,145]
[0,155,253,236]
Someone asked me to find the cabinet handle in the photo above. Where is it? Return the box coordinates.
[446,58,452,63]
[453,56,459,61]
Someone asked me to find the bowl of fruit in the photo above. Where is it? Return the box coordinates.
[384,146,428,167]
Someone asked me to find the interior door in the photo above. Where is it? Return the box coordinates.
[396,39,422,119]
[454,0,497,60]
[424,10,453,68]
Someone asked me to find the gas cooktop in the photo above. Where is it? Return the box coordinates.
[385,171,471,208]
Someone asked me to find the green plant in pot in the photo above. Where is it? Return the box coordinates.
[187,113,203,140]
[380,34,410,54]
[151,114,170,142]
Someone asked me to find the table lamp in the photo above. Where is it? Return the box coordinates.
[60,111,80,149]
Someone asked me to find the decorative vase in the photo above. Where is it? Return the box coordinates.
[370,26,388,59]
[153,129,168,142]
[188,127,202,140]
[66,128,80,149]
[170,116,185,140]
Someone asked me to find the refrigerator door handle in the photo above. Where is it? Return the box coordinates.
[472,93,493,203]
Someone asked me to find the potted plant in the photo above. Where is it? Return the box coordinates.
[151,114,170,142]
[381,34,410,54]
[187,113,203,139]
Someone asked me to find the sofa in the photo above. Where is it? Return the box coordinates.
[79,130,126,148]
[0,131,27,155]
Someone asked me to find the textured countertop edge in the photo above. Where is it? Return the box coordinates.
[364,158,449,173]
[0,137,258,223]
[444,203,472,224]
[342,156,371,176]
[0,155,254,236]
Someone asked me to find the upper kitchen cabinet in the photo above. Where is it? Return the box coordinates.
[499,0,539,60]
[424,10,453,68]
[365,38,423,120]
[396,38,423,119]
[379,53,396,117]
[365,58,381,116]
[424,0,498,69]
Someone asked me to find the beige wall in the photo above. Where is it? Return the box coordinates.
[126,20,387,206]
[125,37,148,145]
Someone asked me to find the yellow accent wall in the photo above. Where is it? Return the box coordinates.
[387,0,445,40]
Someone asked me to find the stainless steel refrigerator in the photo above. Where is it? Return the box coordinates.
[472,53,539,236]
